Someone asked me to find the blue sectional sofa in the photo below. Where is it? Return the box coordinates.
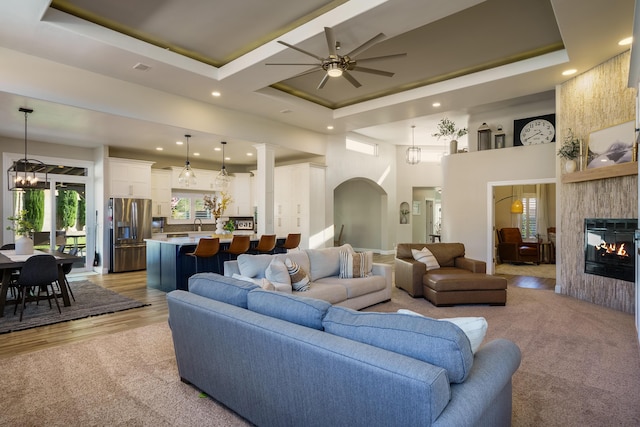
[167,273,521,427]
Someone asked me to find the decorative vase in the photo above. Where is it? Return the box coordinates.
[215,218,225,235]
[565,159,577,173]
[449,139,458,155]
[15,235,34,255]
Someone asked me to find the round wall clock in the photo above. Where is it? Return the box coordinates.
[513,114,556,146]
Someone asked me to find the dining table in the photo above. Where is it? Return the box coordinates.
[0,249,82,317]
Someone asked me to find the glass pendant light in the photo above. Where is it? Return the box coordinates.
[178,134,196,187]
[215,141,231,190]
[405,125,421,165]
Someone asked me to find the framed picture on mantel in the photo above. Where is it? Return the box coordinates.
[586,120,635,169]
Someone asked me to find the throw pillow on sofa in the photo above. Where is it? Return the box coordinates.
[339,250,373,278]
[397,309,487,354]
[305,244,354,281]
[323,306,474,383]
[412,247,440,270]
[265,258,291,285]
[285,258,310,291]
[247,288,331,330]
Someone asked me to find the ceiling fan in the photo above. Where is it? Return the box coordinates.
[266,27,406,89]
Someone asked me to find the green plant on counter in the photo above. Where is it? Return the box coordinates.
[224,220,235,233]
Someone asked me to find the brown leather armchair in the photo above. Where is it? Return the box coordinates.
[497,228,540,264]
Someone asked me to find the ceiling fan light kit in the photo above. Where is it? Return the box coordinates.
[267,27,406,89]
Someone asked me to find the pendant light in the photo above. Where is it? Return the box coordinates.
[405,125,421,165]
[215,141,231,190]
[7,107,49,191]
[178,134,196,187]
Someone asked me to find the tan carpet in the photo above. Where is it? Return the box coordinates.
[1,284,639,426]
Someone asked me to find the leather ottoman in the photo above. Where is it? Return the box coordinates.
[423,273,507,307]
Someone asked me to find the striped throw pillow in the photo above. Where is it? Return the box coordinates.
[285,258,310,291]
[339,250,373,279]
[412,247,440,271]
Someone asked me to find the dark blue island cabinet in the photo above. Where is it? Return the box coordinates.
[145,236,285,292]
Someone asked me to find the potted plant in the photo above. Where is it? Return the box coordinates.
[432,118,468,154]
[6,209,36,254]
[557,128,581,172]
[203,192,233,234]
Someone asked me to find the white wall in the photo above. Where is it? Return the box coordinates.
[442,143,556,263]
[325,134,397,251]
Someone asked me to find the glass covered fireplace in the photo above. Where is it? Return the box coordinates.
[584,218,636,282]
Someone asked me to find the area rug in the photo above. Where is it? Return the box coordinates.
[0,280,149,334]
[495,262,557,279]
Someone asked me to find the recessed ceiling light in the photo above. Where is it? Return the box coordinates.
[156,147,163,151]
[562,69,577,76]
[619,37,633,46]
[211,91,221,97]
[432,102,441,107]
[246,152,253,156]
[327,125,334,130]
[225,156,230,161]
[176,140,183,145]
[193,152,200,156]
[214,147,221,151]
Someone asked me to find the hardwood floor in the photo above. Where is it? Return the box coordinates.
[0,270,168,359]
[0,260,555,359]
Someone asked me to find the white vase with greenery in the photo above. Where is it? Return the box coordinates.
[557,128,581,173]
[432,118,468,156]
[6,210,35,255]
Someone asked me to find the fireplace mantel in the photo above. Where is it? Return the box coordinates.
[561,161,637,183]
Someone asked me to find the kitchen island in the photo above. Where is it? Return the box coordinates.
[145,234,285,292]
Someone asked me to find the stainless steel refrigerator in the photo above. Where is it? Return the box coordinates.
[109,197,152,272]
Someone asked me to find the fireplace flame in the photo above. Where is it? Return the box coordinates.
[595,241,628,257]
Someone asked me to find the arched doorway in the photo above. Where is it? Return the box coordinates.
[334,178,387,251]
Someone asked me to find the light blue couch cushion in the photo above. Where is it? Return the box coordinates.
[247,288,331,330]
[237,254,273,278]
[323,306,474,383]
[189,273,259,308]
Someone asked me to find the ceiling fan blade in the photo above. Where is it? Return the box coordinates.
[342,71,362,88]
[291,67,324,78]
[350,66,394,77]
[346,32,387,58]
[277,40,324,61]
[317,74,330,89]
[355,53,407,63]
[324,27,337,56]
[265,63,320,66]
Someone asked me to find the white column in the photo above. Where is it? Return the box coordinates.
[254,144,275,235]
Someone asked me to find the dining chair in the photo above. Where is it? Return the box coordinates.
[249,234,276,254]
[14,254,61,321]
[276,233,301,253]
[1,243,19,298]
[221,235,251,262]
[186,238,220,273]
[59,247,78,301]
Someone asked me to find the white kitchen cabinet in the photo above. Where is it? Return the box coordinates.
[109,158,153,198]
[151,169,172,217]
[227,173,252,216]
[274,163,325,249]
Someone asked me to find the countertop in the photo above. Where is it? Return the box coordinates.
[146,233,261,246]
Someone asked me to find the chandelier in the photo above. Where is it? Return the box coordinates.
[7,107,49,191]
[215,141,231,190]
[405,125,421,165]
[178,134,196,187]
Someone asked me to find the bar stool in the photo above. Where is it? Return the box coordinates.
[221,235,251,265]
[276,233,301,253]
[186,238,220,273]
[249,234,276,254]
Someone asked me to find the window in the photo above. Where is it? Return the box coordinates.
[170,193,213,223]
[520,194,537,239]
[346,138,378,156]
